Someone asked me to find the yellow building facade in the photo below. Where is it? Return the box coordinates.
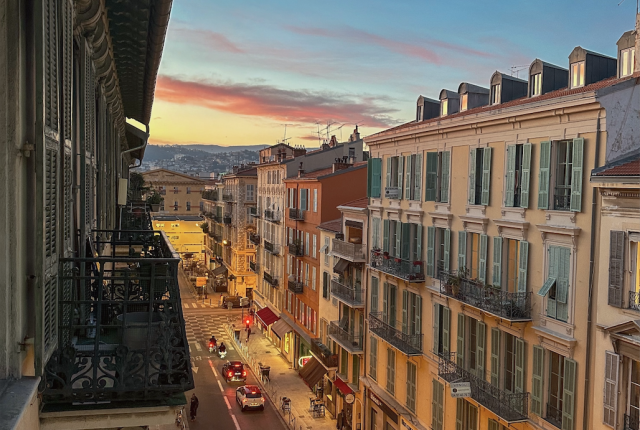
[142,168,206,215]
[152,215,206,261]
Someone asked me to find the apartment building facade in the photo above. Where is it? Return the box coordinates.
[362,34,638,430]
[142,168,207,214]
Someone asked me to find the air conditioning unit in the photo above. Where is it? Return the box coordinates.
[385,187,399,199]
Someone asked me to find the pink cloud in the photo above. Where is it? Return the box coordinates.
[172,28,244,53]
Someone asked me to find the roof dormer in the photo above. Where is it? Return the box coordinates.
[616,30,636,78]
[438,89,459,117]
[457,83,489,112]
[568,47,616,89]
[416,95,440,122]
[528,59,568,97]
[489,72,528,105]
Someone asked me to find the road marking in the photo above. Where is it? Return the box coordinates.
[217,380,224,392]
[182,303,187,309]
[195,342,202,351]
[192,364,198,374]
[208,359,218,377]
[192,303,198,308]
[231,414,241,430]
[224,396,232,409]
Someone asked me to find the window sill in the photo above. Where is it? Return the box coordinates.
[465,204,487,217]
[500,206,526,219]
[544,210,577,226]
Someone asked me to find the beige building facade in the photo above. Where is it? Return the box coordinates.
[142,168,206,215]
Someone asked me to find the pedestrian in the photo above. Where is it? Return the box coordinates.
[336,411,343,430]
[246,326,252,342]
[190,393,199,421]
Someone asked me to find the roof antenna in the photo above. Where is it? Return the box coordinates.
[510,65,529,79]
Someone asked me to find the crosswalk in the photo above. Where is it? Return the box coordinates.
[182,300,219,309]
[184,313,237,353]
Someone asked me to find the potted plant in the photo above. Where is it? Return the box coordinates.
[445,270,464,297]
[383,251,390,259]
[146,191,163,212]
[128,172,149,202]
[394,257,402,263]
[200,222,209,234]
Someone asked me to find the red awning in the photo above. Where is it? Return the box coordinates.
[256,307,279,327]
[333,377,353,395]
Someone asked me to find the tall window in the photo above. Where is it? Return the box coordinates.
[369,336,378,380]
[312,234,317,258]
[468,147,492,205]
[384,156,402,199]
[324,236,330,265]
[547,351,566,426]
[432,304,450,356]
[555,140,573,210]
[186,187,191,194]
[570,61,585,88]
[460,93,468,111]
[505,238,520,292]
[322,271,329,299]
[313,189,318,212]
[425,151,451,203]
[490,83,501,105]
[186,201,191,211]
[456,399,478,430]
[431,380,444,430]
[620,48,636,77]
[386,348,395,395]
[531,73,542,96]
[403,153,422,201]
[370,276,379,313]
[630,359,640,426]
[457,314,486,379]
[173,201,178,211]
[538,139,584,212]
[469,233,480,279]
[538,245,571,322]
[505,143,532,208]
[441,99,449,116]
[609,231,640,310]
[406,361,417,412]
[503,332,517,393]
[246,184,255,201]
[173,187,179,194]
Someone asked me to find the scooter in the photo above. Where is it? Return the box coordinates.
[218,347,227,359]
[208,341,217,354]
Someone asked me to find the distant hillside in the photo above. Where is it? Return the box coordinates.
[143,144,262,162]
[180,144,267,153]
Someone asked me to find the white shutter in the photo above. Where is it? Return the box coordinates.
[603,351,619,428]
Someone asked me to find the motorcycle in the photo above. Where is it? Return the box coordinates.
[208,341,216,354]
[218,347,227,359]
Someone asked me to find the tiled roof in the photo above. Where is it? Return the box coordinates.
[339,197,369,209]
[286,161,367,180]
[592,152,640,177]
[369,72,640,139]
[318,218,342,233]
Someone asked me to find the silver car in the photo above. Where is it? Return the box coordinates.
[235,385,265,411]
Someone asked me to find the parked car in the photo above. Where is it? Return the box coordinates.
[236,385,265,411]
[222,361,247,383]
[222,295,250,308]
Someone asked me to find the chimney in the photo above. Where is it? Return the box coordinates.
[332,156,353,173]
[329,135,338,147]
[298,162,304,177]
[349,125,360,142]
[636,13,640,73]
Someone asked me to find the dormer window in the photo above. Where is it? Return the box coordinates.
[490,84,501,105]
[441,99,448,116]
[620,48,635,77]
[570,61,585,88]
[531,73,542,96]
[460,94,468,111]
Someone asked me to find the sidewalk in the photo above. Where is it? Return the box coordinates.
[225,320,337,430]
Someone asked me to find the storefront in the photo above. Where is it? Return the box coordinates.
[334,377,355,430]
[367,388,398,430]
[271,318,293,364]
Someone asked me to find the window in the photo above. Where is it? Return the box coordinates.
[431,379,444,430]
[427,227,450,278]
[544,351,577,429]
[386,348,395,395]
[324,236,330,265]
[468,147,492,205]
[186,201,191,211]
[313,189,317,212]
[305,232,309,256]
[531,73,542,96]
[173,201,178,211]
[468,233,481,280]
[372,217,380,249]
[352,356,360,385]
[609,231,640,310]
[341,348,348,376]
[629,358,640,427]
[457,314,486,379]
[312,266,316,291]
[488,419,508,430]
[403,153,422,201]
[432,304,451,356]
[370,407,378,430]
[186,187,191,194]
[505,143,532,208]
[173,187,179,194]
[490,83,501,105]
[322,271,329,299]
[502,332,517,393]
[538,139,584,212]
[369,336,378,380]
[370,277,379,313]
[570,61,585,88]
[299,189,309,210]
[406,361,417,411]
[456,399,478,430]
[199,201,204,212]
[460,93,468,111]
[620,47,636,77]
[382,282,397,326]
[382,220,422,261]
[425,151,451,203]
[246,184,255,201]
[384,156,403,198]
[401,290,422,340]
[312,234,317,258]
[538,245,571,322]
[441,99,448,116]
[160,202,164,211]
[367,158,383,198]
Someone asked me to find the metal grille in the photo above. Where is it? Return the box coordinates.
[44,0,58,130]
[45,146,58,258]
[368,312,422,356]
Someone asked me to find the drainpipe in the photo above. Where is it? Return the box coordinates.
[583,110,601,430]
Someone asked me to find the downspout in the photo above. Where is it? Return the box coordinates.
[583,110,601,430]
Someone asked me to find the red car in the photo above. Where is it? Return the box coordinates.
[222,361,247,383]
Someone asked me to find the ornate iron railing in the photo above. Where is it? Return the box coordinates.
[288,208,304,221]
[264,272,279,287]
[553,186,571,211]
[438,271,532,321]
[223,215,232,224]
[249,206,260,217]
[438,353,528,423]
[332,238,365,262]
[369,251,425,282]
[250,261,259,273]
[328,322,363,353]
[264,209,281,223]
[121,204,153,231]
[311,338,338,368]
[288,242,304,256]
[288,277,304,293]
[202,190,218,201]
[629,291,640,312]
[368,312,422,356]
[42,230,194,405]
[264,240,280,255]
[222,193,234,202]
[545,403,563,428]
[330,279,364,307]
[625,413,640,430]
[249,233,261,245]
[212,214,223,224]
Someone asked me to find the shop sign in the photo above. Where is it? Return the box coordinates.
[369,391,398,423]
[298,355,312,367]
[450,382,471,398]
[196,277,207,287]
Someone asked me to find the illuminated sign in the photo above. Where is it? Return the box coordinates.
[196,277,207,287]
[298,356,312,367]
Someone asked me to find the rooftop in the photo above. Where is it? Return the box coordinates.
[285,161,367,181]
[592,151,640,177]
[317,218,342,233]
[339,197,369,209]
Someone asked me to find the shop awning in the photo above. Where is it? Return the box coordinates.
[299,357,327,388]
[333,376,354,395]
[256,307,279,327]
[212,265,228,276]
[333,258,349,274]
[271,319,292,339]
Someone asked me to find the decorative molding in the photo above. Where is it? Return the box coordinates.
[544,210,576,224]
[537,223,581,247]
[493,218,530,241]
[500,206,526,220]
[465,205,487,216]
[427,211,453,229]
[600,190,640,198]
[533,324,577,358]
[459,215,489,234]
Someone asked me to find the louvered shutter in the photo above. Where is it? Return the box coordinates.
[367,158,373,197]
[425,152,438,201]
[570,138,584,212]
[455,398,463,430]
[531,345,545,416]
[492,236,502,287]
[488,420,499,430]
[401,223,411,260]
[432,379,444,430]
[444,229,451,273]
[505,145,516,207]
[405,155,412,199]
[442,306,451,354]
[521,143,532,208]
[557,247,570,304]
[481,147,492,205]
[382,282,389,323]
[395,222,402,258]
[490,328,501,386]
[383,219,389,252]
[371,277,379,313]
[518,241,529,293]
[389,285,396,326]
[603,351,619,428]
[433,304,440,354]
[441,151,450,203]
[416,224,423,263]
[479,234,488,283]
[81,40,96,241]
[468,149,477,204]
[538,141,551,209]
[386,157,392,188]
[457,313,465,367]
[402,290,409,334]
[371,158,382,198]
[62,0,74,255]
[397,156,404,199]
[562,358,577,430]
[515,337,525,394]
[476,321,486,380]
[608,231,625,307]
[458,231,467,273]
[415,295,422,337]
[427,226,436,277]
[414,154,422,201]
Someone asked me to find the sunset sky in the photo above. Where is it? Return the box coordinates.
[149,0,637,148]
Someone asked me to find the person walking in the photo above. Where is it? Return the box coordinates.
[336,411,344,430]
[246,326,252,342]
[190,393,199,421]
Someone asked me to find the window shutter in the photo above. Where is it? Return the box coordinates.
[521,143,532,208]
[538,141,551,209]
[562,358,577,430]
[383,219,389,252]
[433,304,440,354]
[603,350,620,427]
[531,345,545,416]
[386,157,392,188]
[369,336,378,380]
[416,224,423,263]
[481,147,492,205]
[608,231,625,308]
[389,285,397,324]
[505,145,516,207]
[468,149,477,204]
[492,236,502,287]
[476,321,486,380]
[402,290,409,334]
[371,277,379,313]
[432,379,444,430]
[395,222,402,258]
[372,158,382,198]
[441,151,450,203]
[570,138,584,212]
[382,282,389,323]
[414,154,422,201]
[442,306,451,354]
[444,229,451,272]
[490,328,501,386]
[456,398,463,430]
[557,247,570,304]
[301,189,307,210]
[488,420,499,430]
[458,231,467,273]
[427,226,436,277]
[518,241,529,293]
[479,234,488,283]
[397,156,404,199]
[425,152,438,201]
[367,158,373,197]
[405,155,412,199]
[401,223,411,260]
[457,313,465,367]
[415,295,422,337]
[515,337,525,394]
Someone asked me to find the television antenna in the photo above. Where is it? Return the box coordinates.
[278,124,293,145]
[510,65,529,79]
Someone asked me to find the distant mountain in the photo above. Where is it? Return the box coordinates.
[177,144,266,154]
[143,144,263,162]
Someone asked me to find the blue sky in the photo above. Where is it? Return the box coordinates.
[149,0,637,146]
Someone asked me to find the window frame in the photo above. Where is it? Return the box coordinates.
[532,73,542,96]
[620,47,636,77]
[570,61,585,88]
[490,83,501,105]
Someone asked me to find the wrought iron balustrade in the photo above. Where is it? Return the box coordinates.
[625,413,640,430]
[368,312,422,356]
[264,209,281,223]
[438,352,528,423]
[311,338,338,368]
[249,233,261,245]
[288,208,304,221]
[553,186,572,211]
[202,190,218,201]
[249,206,260,217]
[288,242,304,256]
[369,250,425,283]
[629,291,640,312]
[212,214,223,223]
[288,277,304,293]
[328,322,363,353]
[264,240,280,255]
[438,271,532,321]
[121,203,153,231]
[223,215,232,224]
[250,261,259,273]
[222,193,234,202]
[545,403,563,428]
[330,279,364,307]
[42,229,194,405]
[332,238,365,262]
[264,272,279,287]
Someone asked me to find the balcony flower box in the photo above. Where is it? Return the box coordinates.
[394,257,402,263]
[413,261,422,266]
[373,251,381,257]
[383,254,390,260]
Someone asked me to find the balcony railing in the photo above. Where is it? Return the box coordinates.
[288,242,304,257]
[545,403,563,428]
[332,238,365,262]
[553,186,571,211]
[222,193,234,202]
[369,250,425,283]
[288,277,304,293]
[625,413,640,430]
[223,215,232,224]
[328,322,364,353]
[42,230,194,405]
[249,233,261,246]
[288,208,304,221]
[438,271,532,321]
[250,261,259,273]
[438,352,528,423]
[202,190,218,201]
[629,291,640,312]
[264,209,281,223]
[330,279,364,307]
[212,214,223,223]
[122,204,153,231]
[249,206,260,217]
[264,240,280,255]
[311,338,338,368]
[368,312,422,356]
[264,272,279,287]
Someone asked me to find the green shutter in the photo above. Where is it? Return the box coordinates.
[538,141,551,209]
[562,358,577,430]
[455,399,463,430]
[515,337,525,394]
[531,345,545,416]
[477,321,486,380]
[433,304,440,354]
[458,231,467,274]
[389,285,397,325]
[442,306,451,354]
[505,144,516,207]
[367,158,373,197]
[468,149,477,204]
[557,247,570,303]
[414,154,422,201]
[521,143,532,208]
[490,328,501,386]
[432,379,444,430]
[373,158,382,198]
[457,313,465,367]
[383,219,389,252]
[425,152,438,201]
[397,156,404,199]
[416,224,423,263]
[415,295,422,336]
[300,189,307,210]
[401,223,411,260]
[444,229,451,273]
[492,236,502,287]
[382,282,389,323]
[371,277,379,313]
[518,241,529,293]
[405,155,412,199]
[479,234,488,284]
[609,231,625,307]
[440,151,450,203]
[395,221,402,258]
[481,147,492,205]
[570,138,584,212]
[386,157,392,188]
[402,290,409,334]
[427,226,436,277]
